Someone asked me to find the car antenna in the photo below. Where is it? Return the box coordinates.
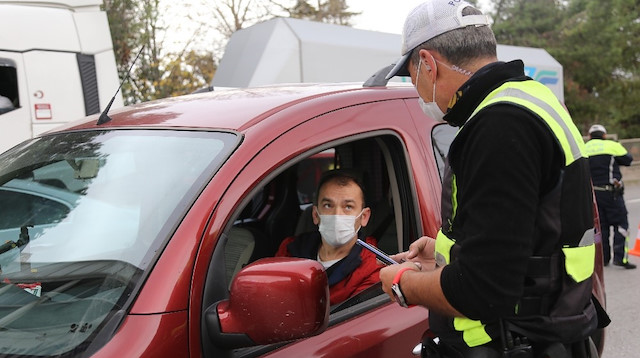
[97,46,144,125]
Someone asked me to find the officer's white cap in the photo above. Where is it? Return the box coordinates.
[386,0,490,79]
[589,124,607,134]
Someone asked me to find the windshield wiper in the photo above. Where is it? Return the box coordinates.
[0,279,80,330]
[0,225,33,255]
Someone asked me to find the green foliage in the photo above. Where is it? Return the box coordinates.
[105,0,358,105]
[157,51,216,98]
[488,0,640,138]
[103,0,639,136]
[103,0,142,78]
[492,0,566,49]
[104,0,216,104]
[279,0,360,25]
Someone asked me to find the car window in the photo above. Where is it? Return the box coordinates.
[217,134,420,357]
[0,129,238,357]
[432,123,457,181]
[0,59,18,115]
[0,186,71,229]
[296,149,336,206]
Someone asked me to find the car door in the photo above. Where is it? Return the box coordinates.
[193,97,442,357]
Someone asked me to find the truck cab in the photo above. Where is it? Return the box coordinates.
[0,0,122,153]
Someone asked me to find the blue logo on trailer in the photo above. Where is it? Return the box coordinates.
[525,66,559,86]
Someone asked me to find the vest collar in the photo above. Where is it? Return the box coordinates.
[443,60,529,127]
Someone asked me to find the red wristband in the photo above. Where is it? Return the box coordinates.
[392,267,415,285]
[391,267,415,308]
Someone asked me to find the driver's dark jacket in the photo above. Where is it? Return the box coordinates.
[430,60,599,350]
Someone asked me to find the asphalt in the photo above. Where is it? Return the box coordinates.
[600,182,640,357]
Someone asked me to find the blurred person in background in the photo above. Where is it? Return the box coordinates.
[586,124,636,269]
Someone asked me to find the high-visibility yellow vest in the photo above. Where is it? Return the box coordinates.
[436,80,595,347]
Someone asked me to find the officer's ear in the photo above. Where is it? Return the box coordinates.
[419,49,438,82]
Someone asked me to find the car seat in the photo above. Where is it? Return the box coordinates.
[262,167,302,256]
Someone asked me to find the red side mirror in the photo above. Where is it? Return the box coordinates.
[207,258,329,348]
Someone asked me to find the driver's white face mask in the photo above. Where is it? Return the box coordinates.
[316,208,364,248]
[415,59,445,121]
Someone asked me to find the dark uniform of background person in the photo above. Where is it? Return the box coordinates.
[585,124,636,269]
[379,1,609,357]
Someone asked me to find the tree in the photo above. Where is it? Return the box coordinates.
[488,0,640,138]
[103,0,143,89]
[104,0,216,104]
[210,0,273,38]
[491,0,566,49]
[600,0,640,138]
[105,0,360,104]
[156,51,216,97]
[286,0,359,25]
[557,0,640,136]
[208,0,360,38]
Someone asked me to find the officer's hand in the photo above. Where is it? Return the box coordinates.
[391,236,436,271]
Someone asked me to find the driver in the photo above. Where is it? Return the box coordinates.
[275,169,382,305]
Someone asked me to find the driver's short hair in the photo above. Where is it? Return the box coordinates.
[314,169,366,207]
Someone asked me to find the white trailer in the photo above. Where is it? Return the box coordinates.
[0,0,123,153]
[213,17,564,103]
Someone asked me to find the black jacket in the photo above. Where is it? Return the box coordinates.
[432,60,597,348]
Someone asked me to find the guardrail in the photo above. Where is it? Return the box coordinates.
[620,138,640,184]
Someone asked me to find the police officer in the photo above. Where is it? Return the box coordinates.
[380,1,607,357]
[585,124,636,269]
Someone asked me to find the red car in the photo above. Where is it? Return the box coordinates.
[0,79,605,357]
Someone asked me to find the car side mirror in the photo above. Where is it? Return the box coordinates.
[205,257,329,349]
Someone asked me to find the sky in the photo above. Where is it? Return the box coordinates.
[162,1,493,57]
[343,0,492,35]
[348,0,436,35]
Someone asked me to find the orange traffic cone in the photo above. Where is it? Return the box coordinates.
[630,224,640,257]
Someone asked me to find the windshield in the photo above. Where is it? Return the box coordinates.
[0,129,237,356]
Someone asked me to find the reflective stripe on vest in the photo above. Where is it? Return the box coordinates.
[435,230,455,267]
[435,230,492,346]
[436,80,595,347]
[454,317,492,347]
[470,81,586,166]
[584,138,629,157]
[562,228,596,282]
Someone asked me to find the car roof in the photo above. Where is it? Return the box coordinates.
[50,83,418,134]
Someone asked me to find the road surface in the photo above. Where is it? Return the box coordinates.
[601,182,640,357]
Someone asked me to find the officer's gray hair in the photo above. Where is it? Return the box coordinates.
[410,7,497,69]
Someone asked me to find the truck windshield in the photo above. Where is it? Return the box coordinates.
[0,129,237,356]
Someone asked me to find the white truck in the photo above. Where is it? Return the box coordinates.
[213,17,564,103]
[0,0,122,153]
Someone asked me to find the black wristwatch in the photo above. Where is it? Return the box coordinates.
[391,267,413,308]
